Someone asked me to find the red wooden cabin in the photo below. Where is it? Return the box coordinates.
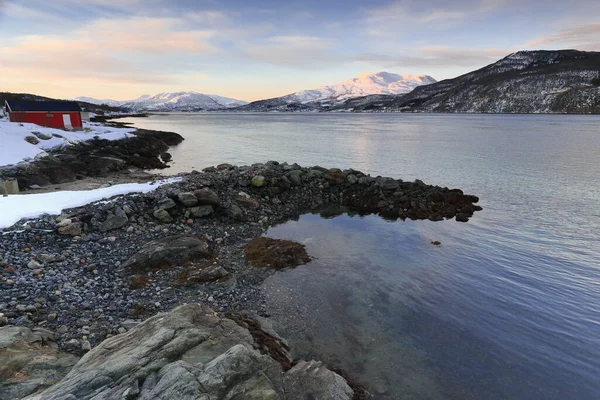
[4,100,83,130]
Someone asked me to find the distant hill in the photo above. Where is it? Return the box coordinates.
[232,72,436,112]
[334,50,600,114]
[0,92,124,114]
[77,92,248,112]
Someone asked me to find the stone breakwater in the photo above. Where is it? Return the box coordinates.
[0,129,183,189]
[0,161,480,397]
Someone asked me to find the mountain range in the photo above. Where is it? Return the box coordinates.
[6,50,599,114]
[75,92,248,112]
[233,72,436,112]
[335,50,600,113]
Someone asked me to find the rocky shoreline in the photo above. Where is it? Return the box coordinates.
[0,128,182,190]
[0,161,481,398]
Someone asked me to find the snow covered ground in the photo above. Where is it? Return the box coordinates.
[0,117,135,167]
[0,179,179,229]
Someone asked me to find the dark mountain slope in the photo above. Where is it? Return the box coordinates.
[336,50,600,113]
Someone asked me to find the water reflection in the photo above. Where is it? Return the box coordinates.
[261,210,600,400]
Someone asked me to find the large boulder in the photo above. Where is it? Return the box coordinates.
[0,326,79,400]
[120,235,211,273]
[25,304,355,400]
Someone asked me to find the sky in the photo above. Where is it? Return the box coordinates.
[0,0,599,101]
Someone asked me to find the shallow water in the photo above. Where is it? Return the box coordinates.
[123,113,600,399]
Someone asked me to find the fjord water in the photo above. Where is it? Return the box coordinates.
[123,113,600,399]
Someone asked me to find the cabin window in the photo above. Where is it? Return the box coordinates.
[46,113,54,117]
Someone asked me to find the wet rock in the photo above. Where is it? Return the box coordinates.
[121,235,211,273]
[244,237,311,269]
[284,360,354,400]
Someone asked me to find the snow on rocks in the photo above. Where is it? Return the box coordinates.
[0,117,135,167]
[0,179,180,229]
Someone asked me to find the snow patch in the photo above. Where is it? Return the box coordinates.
[0,118,135,167]
[0,179,180,229]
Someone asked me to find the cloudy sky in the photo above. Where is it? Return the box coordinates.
[0,0,598,101]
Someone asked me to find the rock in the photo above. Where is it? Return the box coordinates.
[189,205,214,218]
[194,188,220,206]
[58,222,82,236]
[284,360,354,400]
[99,207,129,232]
[0,326,79,400]
[26,304,353,400]
[81,340,92,352]
[244,237,311,269]
[347,174,358,184]
[160,152,172,162]
[37,254,56,263]
[251,175,266,187]
[288,172,302,186]
[225,204,244,221]
[56,219,72,228]
[153,209,173,223]
[236,195,260,209]
[379,178,400,191]
[324,172,345,182]
[158,198,177,210]
[27,260,42,269]
[121,235,211,273]
[456,213,470,222]
[178,264,230,284]
[177,192,198,207]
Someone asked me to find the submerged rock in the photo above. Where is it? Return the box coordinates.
[244,237,311,269]
[24,304,356,400]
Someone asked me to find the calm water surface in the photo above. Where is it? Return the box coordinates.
[123,113,600,399]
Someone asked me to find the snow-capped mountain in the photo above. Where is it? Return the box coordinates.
[335,50,600,114]
[75,92,248,111]
[294,72,436,103]
[233,72,436,111]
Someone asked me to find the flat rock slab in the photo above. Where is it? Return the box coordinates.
[244,237,311,269]
[0,326,79,400]
[24,304,355,400]
[121,235,211,273]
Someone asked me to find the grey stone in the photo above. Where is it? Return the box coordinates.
[347,174,358,184]
[0,326,79,399]
[99,207,128,232]
[25,304,354,400]
[121,235,211,273]
[153,209,173,223]
[58,222,82,237]
[158,198,177,210]
[225,204,244,221]
[177,192,198,207]
[189,205,214,218]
